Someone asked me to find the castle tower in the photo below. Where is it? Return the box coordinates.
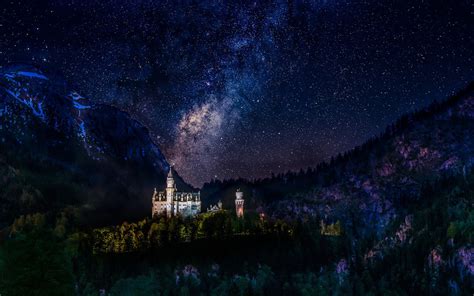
[166,168,176,215]
[235,189,244,218]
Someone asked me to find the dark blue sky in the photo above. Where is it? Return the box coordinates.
[1,0,472,186]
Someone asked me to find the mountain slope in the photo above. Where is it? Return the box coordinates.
[0,65,174,226]
[269,83,474,235]
[200,83,474,237]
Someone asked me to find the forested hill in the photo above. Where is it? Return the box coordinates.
[202,82,474,235]
[2,154,472,295]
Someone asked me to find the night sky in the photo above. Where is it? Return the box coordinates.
[1,0,472,186]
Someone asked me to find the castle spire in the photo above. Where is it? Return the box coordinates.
[166,166,175,189]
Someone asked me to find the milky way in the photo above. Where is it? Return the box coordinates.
[171,96,237,178]
[1,0,472,186]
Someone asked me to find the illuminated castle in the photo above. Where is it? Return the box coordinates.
[152,168,201,217]
[235,189,244,218]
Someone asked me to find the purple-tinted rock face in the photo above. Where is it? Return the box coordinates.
[0,65,171,225]
[456,247,474,280]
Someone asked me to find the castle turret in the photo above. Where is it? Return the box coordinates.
[166,168,176,215]
[166,168,175,189]
[235,189,244,218]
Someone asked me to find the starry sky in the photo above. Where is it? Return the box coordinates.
[1,0,473,186]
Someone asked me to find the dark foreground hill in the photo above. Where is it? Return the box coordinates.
[1,163,471,295]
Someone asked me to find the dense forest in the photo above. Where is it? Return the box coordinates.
[0,169,472,295]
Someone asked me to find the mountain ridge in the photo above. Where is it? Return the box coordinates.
[0,64,194,227]
[271,82,474,235]
[201,82,474,236]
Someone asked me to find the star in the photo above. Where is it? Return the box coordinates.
[0,0,471,186]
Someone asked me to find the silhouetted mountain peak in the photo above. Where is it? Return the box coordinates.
[0,65,175,226]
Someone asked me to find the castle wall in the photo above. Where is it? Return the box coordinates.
[152,193,201,217]
[152,201,169,217]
